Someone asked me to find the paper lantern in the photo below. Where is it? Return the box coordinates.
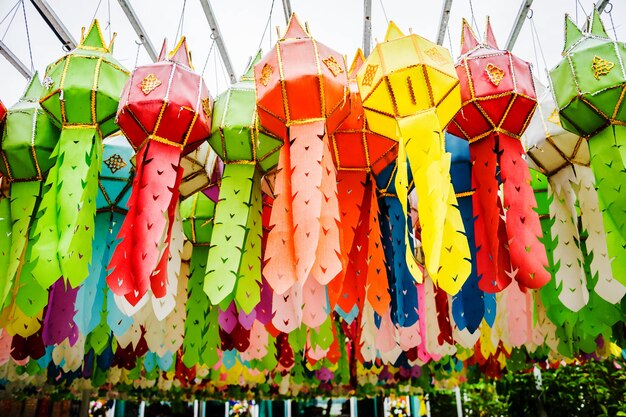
[74,133,135,350]
[448,18,548,292]
[524,81,624,311]
[30,20,129,289]
[0,75,61,322]
[255,14,349,302]
[549,9,626,288]
[204,50,282,312]
[180,191,216,367]
[108,38,212,307]
[357,21,470,295]
[445,133,495,334]
[326,50,392,321]
[179,142,220,200]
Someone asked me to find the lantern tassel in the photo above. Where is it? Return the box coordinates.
[183,246,211,367]
[107,140,183,306]
[31,127,102,289]
[365,181,391,317]
[204,164,261,312]
[588,125,626,287]
[0,181,40,306]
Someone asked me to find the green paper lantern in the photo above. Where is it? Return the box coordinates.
[30,20,129,289]
[0,74,61,315]
[204,51,282,312]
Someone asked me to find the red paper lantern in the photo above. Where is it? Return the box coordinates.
[108,38,212,306]
[447,19,549,292]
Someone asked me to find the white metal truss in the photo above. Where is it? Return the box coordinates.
[30,0,76,50]
[363,0,372,56]
[436,0,453,46]
[597,0,610,13]
[505,0,533,50]
[117,0,157,62]
[0,40,32,78]
[198,0,236,84]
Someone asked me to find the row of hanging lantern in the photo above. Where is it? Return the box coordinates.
[0,6,624,393]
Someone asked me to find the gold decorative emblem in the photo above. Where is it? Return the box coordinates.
[202,97,212,119]
[139,73,162,95]
[104,154,127,174]
[362,64,379,87]
[322,56,344,77]
[592,55,614,80]
[485,63,505,86]
[548,109,561,126]
[259,64,273,87]
[425,47,447,65]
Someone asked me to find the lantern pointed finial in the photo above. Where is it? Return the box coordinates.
[384,21,405,42]
[564,14,584,53]
[589,7,609,38]
[484,17,498,49]
[348,49,366,79]
[169,36,193,69]
[460,19,479,54]
[158,39,168,61]
[242,49,263,81]
[80,20,112,51]
[22,72,42,102]
[283,13,309,39]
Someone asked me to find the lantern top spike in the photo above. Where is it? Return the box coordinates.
[241,50,263,81]
[589,7,609,38]
[282,13,310,39]
[158,39,168,61]
[384,21,405,42]
[484,17,498,49]
[80,20,115,52]
[563,14,584,53]
[21,72,42,102]
[348,49,365,79]
[169,36,193,69]
[460,18,479,54]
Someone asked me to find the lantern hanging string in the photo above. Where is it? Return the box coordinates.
[90,0,103,27]
[256,0,275,54]
[174,0,187,43]
[378,0,389,25]
[20,0,34,73]
[447,25,454,58]
[603,2,618,41]
[529,11,548,78]
[468,0,481,42]
[202,38,216,76]
[1,1,20,43]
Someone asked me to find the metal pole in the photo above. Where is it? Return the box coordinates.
[79,390,90,417]
[198,0,237,84]
[436,0,454,45]
[0,40,32,78]
[138,401,145,417]
[281,0,292,24]
[455,387,463,417]
[597,0,610,13]
[30,0,77,50]
[117,0,157,61]
[363,0,372,57]
[350,397,358,417]
[505,0,534,50]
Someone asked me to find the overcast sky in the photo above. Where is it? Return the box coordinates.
[1,0,624,106]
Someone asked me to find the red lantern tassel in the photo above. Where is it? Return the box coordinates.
[107,140,183,305]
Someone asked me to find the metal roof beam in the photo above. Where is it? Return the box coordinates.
[505,0,533,50]
[282,0,292,25]
[0,40,32,79]
[363,0,372,56]
[436,0,453,46]
[198,0,236,84]
[597,0,610,13]
[117,0,157,62]
[30,0,76,50]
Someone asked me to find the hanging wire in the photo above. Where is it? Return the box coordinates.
[201,38,216,76]
[468,0,481,41]
[257,0,275,53]
[133,39,142,67]
[603,2,618,40]
[1,1,20,42]
[91,0,103,24]
[214,44,219,93]
[174,0,187,42]
[447,26,454,59]
[378,0,389,25]
[575,0,588,25]
[529,14,548,74]
[0,0,21,28]
[107,0,112,40]
[20,0,34,73]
